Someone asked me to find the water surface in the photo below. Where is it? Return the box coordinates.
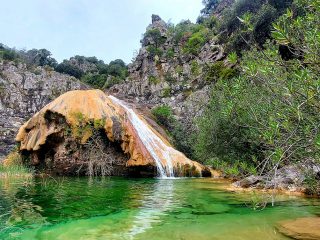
[0,177,319,240]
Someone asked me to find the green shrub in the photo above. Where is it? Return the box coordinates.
[191,60,200,76]
[148,75,160,84]
[252,4,278,46]
[304,172,320,195]
[183,30,208,55]
[164,72,176,83]
[200,0,220,17]
[175,65,183,76]
[0,49,19,61]
[195,0,320,179]
[81,73,108,88]
[218,0,292,52]
[152,105,174,127]
[204,61,237,82]
[172,21,194,44]
[147,46,163,58]
[166,48,175,59]
[162,87,171,97]
[144,29,166,47]
[55,62,84,79]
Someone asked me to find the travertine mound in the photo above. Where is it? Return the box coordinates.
[16,90,210,177]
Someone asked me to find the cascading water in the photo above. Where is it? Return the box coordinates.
[109,96,175,178]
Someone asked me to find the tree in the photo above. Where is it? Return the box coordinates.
[20,49,57,67]
[200,0,220,17]
[55,61,84,79]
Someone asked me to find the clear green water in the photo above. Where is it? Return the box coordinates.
[0,177,319,240]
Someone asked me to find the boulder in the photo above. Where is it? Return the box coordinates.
[233,175,263,188]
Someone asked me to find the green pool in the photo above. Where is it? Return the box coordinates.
[0,177,319,240]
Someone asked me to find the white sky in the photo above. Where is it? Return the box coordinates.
[0,0,203,63]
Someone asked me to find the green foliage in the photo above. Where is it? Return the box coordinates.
[20,48,58,67]
[0,45,57,67]
[304,172,320,195]
[164,72,176,83]
[105,59,128,79]
[200,0,220,17]
[55,61,84,79]
[148,75,160,85]
[152,105,174,127]
[162,87,171,97]
[199,15,218,29]
[191,60,200,76]
[171,20,194,44]
[175,65,183,76]
[147,46,163,58]
[166,48,175,59]
[144,29,166,47]
[0,48,20,61]
[204,61,237,82]
[219,0,292,52]
[81,74,108,89]
[0,164,33,178]
[183,27,209,55]
[252,4,278,45]
[227,52,238,64]
[195,0,320,179]
[69,112,106,144]
[55,57,127,88]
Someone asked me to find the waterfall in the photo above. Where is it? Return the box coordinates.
[108,96,175,178]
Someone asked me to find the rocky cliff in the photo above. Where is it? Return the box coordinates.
[15,89,210,177]
[0,60,87,160]
[109,14,225,136]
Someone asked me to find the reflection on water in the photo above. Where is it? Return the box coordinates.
[125,180,175,239]
[0,177,320,240]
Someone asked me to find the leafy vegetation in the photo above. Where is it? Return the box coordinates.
[217,0,293,53]
[55,57,128,88]
[0,47,20,61]
[200,0,220,18]
[204,61,238,82]
[182,25,210,55]
[194,0,320,187]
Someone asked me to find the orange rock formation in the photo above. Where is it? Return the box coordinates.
[16,90,210,177]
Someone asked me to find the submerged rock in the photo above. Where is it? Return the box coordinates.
[277,217,320,240]
[16,89,210,177]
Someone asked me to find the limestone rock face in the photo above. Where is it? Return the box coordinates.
[277,217,320,240]
[16,90,210,177]
[0,60,87,160]
[109,15,224,138]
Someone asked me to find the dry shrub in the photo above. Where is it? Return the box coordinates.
[3,151,22,167]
